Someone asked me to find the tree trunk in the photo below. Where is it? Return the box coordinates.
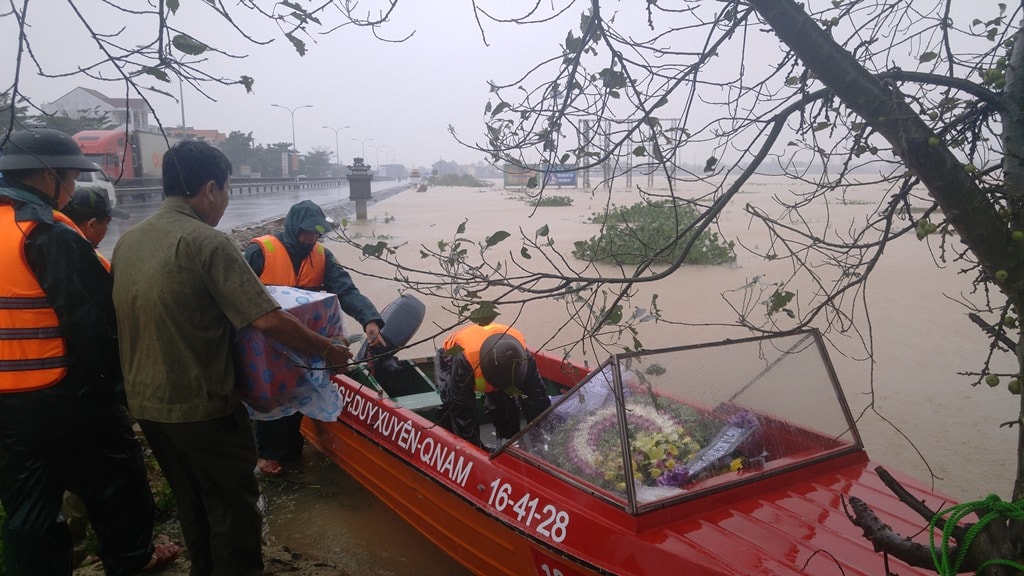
[746,0,1024,504]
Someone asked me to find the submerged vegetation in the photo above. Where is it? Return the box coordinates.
[527,195,573,207]
[573,201,735,266]
[428,173,489,187]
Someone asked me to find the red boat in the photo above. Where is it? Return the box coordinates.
[302,327,952,575]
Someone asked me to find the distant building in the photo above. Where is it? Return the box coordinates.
[469,162,502,179]
[42,87,152,130]
[170,127,226,145]
[432,158,458,176]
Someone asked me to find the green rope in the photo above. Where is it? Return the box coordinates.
[929,494,1024,575]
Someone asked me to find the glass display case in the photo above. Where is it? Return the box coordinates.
[513,330,862,514]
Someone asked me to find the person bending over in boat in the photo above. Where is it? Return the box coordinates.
[436,323,552,449]
[244,199,385,476]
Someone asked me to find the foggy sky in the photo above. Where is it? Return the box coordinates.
[1,3,568,168]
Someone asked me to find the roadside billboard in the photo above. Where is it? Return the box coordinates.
[543,164,578,186]
[502,163,535,187]
[503,163,579,187]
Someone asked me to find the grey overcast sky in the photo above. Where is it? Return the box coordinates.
[1,2,573,167]
[3,1,989,169]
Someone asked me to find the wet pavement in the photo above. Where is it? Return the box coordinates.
[101,179,409,257]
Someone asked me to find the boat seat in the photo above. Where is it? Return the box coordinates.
[351,360,443,415]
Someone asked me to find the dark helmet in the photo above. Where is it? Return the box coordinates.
[0,129,99,172]
[479,334,529,391]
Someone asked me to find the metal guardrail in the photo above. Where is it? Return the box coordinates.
[114,177,349,205]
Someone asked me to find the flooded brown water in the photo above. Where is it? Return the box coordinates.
[260,451,472,575]
[263,176,1017,572]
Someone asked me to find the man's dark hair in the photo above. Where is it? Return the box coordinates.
[162,140,232,198]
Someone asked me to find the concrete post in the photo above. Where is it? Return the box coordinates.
[346,157,374,220]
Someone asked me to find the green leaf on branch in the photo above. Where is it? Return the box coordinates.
[766,288,796,316]
[919,51,938,63]
[602,304,623,326]
[143,67,170,82]
[172,34,208,56]
[536,224,549,237]
[485,230,511,247]
[599,68,627,90]
[167,0,180,14]
[240,75,254,93]
[521,247,531,259]
[490,102,510,118]
[468,302,499,326]
[361,241,390,258]
[285,32,307,56]
[565,31,581,53]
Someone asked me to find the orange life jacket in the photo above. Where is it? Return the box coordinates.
[252,235,326,289]
[444,323,527,393]
[0,204,80,392]
[67,222,113,273]
[96,251,111,273]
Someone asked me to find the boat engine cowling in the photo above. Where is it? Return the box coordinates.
[355,294,426,372]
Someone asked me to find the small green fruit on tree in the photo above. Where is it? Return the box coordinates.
[986,374,1000,387]
[995,270,1009,282]
[1009,379,1021,395]
[1013,230,1024,242]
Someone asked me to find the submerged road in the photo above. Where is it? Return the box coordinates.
[101,179,408,257]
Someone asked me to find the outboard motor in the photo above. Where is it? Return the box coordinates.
[355,294,426,373]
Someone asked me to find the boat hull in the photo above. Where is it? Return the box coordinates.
[302,348,953,576]
[303,408,603,576]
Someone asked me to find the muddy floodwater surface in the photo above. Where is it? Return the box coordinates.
[84,177,1016,574]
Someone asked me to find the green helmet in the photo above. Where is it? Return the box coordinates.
[0,129,99,172]
[480,334,529,391]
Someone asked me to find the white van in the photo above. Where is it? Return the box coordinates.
[75,169,118,207]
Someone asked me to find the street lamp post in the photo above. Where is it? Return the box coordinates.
[322,125,350,170]
[369,144,389,176]
[271,103,313,151]
[352,138,373,161]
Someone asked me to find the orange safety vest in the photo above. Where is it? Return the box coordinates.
[96,251,111,273]
[67,223,113,273]
[252,235,326,289]
[444,323,527,393]
[0,205,80,392]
